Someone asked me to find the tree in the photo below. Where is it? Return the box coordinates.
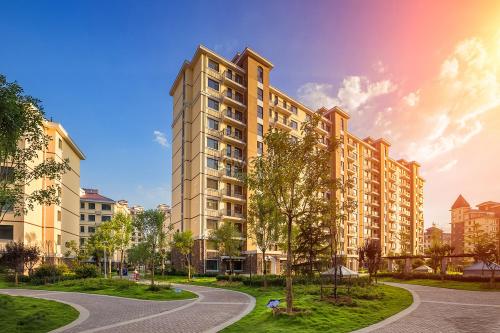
[425,240,454,277]
[84,234,104,271]
[473,234,499,287]
[127,242,150,269]
[110,212,133,278]
[247,114,332,313]
[171,231,194,281]
[0,74,71,224]
[23,244,41,277]
[93,221,117,277]
[158,222,174,277]
[295,209,328,277]
[64,240,86,265]
[209,222,241,281]
[246,169,282,287]
[1,242,40,284]
[359,239,382,284]
[134,209,166,286]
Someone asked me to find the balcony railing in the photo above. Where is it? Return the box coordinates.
[222,109,246,126]
[221,90,246,110]
[220,128,246,145]
[222,70,246,91]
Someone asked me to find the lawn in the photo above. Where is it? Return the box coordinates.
[380,277,500,292]
[152,275,413,333]
[0,294,79,333]
[1,277,197,301]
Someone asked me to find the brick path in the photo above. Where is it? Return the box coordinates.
[0,283,255,333]
[354,282,500,333]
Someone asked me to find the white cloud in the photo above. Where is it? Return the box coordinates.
[373,60,387,73]
[403,90,420,107]
[153,130,170,148]
[437,160,458,173]
[297,76,396,112]
[440,57,459,79]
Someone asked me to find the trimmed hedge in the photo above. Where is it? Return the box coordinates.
[73,264,99,279]
[377,272,500,282]
[216,274,371,287]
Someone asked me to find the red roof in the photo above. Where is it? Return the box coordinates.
[451,194,470,209]
[81,189,114,203]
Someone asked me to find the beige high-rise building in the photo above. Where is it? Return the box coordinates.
[169,45,424,273]
[0,120,85,261]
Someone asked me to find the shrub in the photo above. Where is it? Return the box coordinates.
[4,274,31,283]
[32,264,69,284]
[377,272,500,283]
[72,264,99,279]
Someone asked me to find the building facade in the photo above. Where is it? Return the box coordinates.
[0,120,85,261]
[451,195,500,256]
[169,45,424,274]
[423,224,451,251]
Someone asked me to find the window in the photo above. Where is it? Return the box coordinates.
[208,117,219,130]
[0,225,13,240]
[208,98,219,111]
[257,66,263,83]
[235,91,244,103]
[257,124,263,136]
[102,204,111,211]
[235,110,243,122]
[80,214,85,221]
[234,223,243,233]
[233,260,243,271]
[341,118,345,130]
[206,259,219,271]
[88,215,96,222]
[208,78,219,91]
[88,226,95,233]
[234,128,243,140]
[234,185,243,195]
[88,203,95,210]
[57,210,62,221]
[290,120,298,130]
[57,235,61,245]
[207,219,218,230]
[234,204,243,215]
[257,88,263,101]
[80,226,85,233]
[225,163,232,176]
[207,241,218,250]
[226,144,232,157]
[234,147,243,159]
[102,215,111,222]
[58,138,63,149]
[257,141,263,155]
[207,137,219,150]
[207,199,218,210]
[208,59,219,71]
[235,74,243,85]
[80,238,85,246]
[0,166,14,182]
[207,157,218,170]
[291,105,298,115]
[226,183,231,195]
[80,202,85,209]
[257,106,263,119]
[207,178,218,190]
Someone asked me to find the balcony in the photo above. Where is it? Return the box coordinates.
[219,169,244,183]
[347,140,357,150]
[222,70,246,91]
[221,150,246,164]
[274,101,293,116]
[221,190,246,203]
[347,152,357,161]
[347,165,357,174]
[220,209,245,221]
[207,127,222,138]
[270,115,292,131]
[222,109,246,127]
[220,128,246,146]
[205,147,222,159]
[221,90,246,110]
[315,124,329,136]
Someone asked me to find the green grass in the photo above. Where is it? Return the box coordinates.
[380,277,500,291]
[0,294,79,333]
[152,275,413,333]
[1,277,197,301]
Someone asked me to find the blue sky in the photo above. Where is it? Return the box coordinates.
[2,1,499,226]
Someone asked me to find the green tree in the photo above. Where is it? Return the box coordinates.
[472,233,499,287]
[209,222,241,281]
[0,74,71,223]
[110,212,133,278]
[295,209,328,277]
[171,231,194,281]
[158,222,174,277]
[1,242,38,284]
[84,234,104,272]
[127,242,150,269]
[134,209,166,286]
[93,221,117,278]
[359,239,382,284]
[246,168,282,287]
[247,114,332,313]
[64,240,86,265]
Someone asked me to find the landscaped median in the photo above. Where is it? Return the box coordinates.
[379,276,500,292]
[151,274,414,333]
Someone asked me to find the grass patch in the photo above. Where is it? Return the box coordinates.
[152,275,413,333]
[1,276,196,301]
[0,294,79,333]
[380,277,500,291]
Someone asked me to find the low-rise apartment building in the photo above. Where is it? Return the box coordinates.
[423,224,451,251]
[169,45,424,274]
[0,120,85,261]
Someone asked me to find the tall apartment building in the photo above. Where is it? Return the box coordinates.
[451,195,500,256]
[79,188,130,247]
[0,120,85,261]
[169,45,424,274]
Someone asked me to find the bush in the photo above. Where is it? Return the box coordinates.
[4,274,31,283]
[32,264,70,284]
[377,272,500,282]
[72,264,99,279]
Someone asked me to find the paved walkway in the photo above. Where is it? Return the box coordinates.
[355,282,500,333]
[0,283,255,333]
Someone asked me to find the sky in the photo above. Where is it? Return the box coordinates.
[1,1,499,230]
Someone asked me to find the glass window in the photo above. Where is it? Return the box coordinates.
[207,199,218,210]
[257,124,263,136]
[80,202,84,209]
[235,204,243,214]
[80,214,85,221]
[235,91,244,103]
[291,105,298,115]
[226,144,232,157]
[257,88,263,101]
[207,157,218,170]
[257,106,263,119]
[290,120,298,130]
[58,138,63,149]
[57,210,62,221]
[88,226,95,233]
[80,226,85,233]
[234,185,243,195]
[208,78,219,91]
[88,203,95,210]
[257,66,263,83]
[88,215,96,221]
[206,259,219,271]
[208,117,219,130]
[0,225,14,240]
[257,141,263,155]
[208,59,219,71]
[102,204,111,211]
[235,110,243,122]
[102,215,111,222]
[208,98,219,111]
[207,137,219,150]
[207,178,218,190]
[235,147,243,159]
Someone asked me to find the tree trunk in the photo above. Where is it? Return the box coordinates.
[119,249,124,279]
[286,216,293,314]
[262,250,267,288]
[229,257,233,283]
[333,256,338,299]
[186,254,191,281]
[108,254,112,278]
[490,269,495,288]
[15,271,18,286]
[151,258,155,286]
